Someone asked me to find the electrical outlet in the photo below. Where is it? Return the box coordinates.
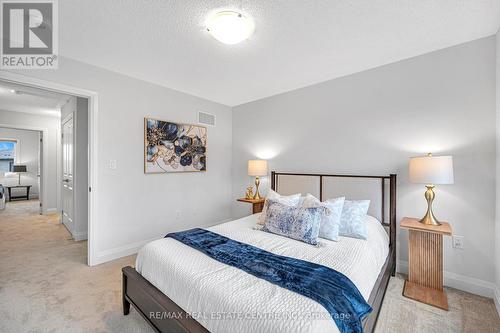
[109,159,117,169]
[175,210,181,220]
[452,235,464,250]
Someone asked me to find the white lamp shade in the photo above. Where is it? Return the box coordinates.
[409,155,454,185]
[248,160,268,176]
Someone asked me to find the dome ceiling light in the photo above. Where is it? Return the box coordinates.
[206,10,255,45]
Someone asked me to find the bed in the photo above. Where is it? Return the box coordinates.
[123,172,397,333]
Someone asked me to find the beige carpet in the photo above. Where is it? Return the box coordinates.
[1,200,499,332]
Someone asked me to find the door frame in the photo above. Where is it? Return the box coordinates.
[0,125,52,211]
[0,71,99,266]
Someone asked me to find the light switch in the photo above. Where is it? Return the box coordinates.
[109,159,117,169]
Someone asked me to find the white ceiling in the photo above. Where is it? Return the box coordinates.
[59,1,500,106]
[0,82,69,117]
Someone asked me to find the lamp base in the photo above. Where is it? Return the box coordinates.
[419,185,441,226]
[419,212,441,226]
[253,176,262,200]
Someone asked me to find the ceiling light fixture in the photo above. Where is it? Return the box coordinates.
[206,10,254,45]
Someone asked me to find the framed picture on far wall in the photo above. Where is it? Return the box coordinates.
[144,117,207,173]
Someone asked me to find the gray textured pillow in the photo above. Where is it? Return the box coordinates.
[339,200,370,240]
[262,199,326,245]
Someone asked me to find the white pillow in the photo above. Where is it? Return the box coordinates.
[258,189,301,225]
[302,194,345,241]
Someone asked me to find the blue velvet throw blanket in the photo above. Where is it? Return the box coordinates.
[165,228,372,332]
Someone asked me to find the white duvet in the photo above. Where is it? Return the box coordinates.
[135,214,389,333]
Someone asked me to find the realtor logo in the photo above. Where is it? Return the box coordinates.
[1,0,58,69]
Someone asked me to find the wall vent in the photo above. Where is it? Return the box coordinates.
[198,111,216,127]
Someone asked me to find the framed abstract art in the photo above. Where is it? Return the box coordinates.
[144,117,207,173]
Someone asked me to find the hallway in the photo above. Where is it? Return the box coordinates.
[0,200,151,332]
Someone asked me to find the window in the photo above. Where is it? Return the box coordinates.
[0,140,16,172]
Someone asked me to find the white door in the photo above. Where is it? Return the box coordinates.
[62,114,74,232]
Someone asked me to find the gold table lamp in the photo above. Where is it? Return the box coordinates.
[409,153,454,225]
[248,159,268,200]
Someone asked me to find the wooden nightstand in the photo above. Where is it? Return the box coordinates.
[237,198,265,214]
[401,217,452,310]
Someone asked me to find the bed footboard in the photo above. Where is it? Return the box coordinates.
[122,266,209,333]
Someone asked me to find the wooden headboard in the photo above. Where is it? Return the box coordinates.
[270,171,397,249]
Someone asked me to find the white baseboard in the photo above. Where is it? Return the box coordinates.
[494,286,500,316]
[45,207,58,213]
[397,260,496,299]
[73,231,87,241]
[92,218,234,266]
[93,236,162,266]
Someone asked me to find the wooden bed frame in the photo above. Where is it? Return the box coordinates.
[123,172,397,333]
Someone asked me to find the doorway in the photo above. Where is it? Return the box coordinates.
[0,129,41,209]
[0,78,95,264]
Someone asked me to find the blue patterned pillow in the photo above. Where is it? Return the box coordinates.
[262,199,325,245]
[339,200,370,240]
